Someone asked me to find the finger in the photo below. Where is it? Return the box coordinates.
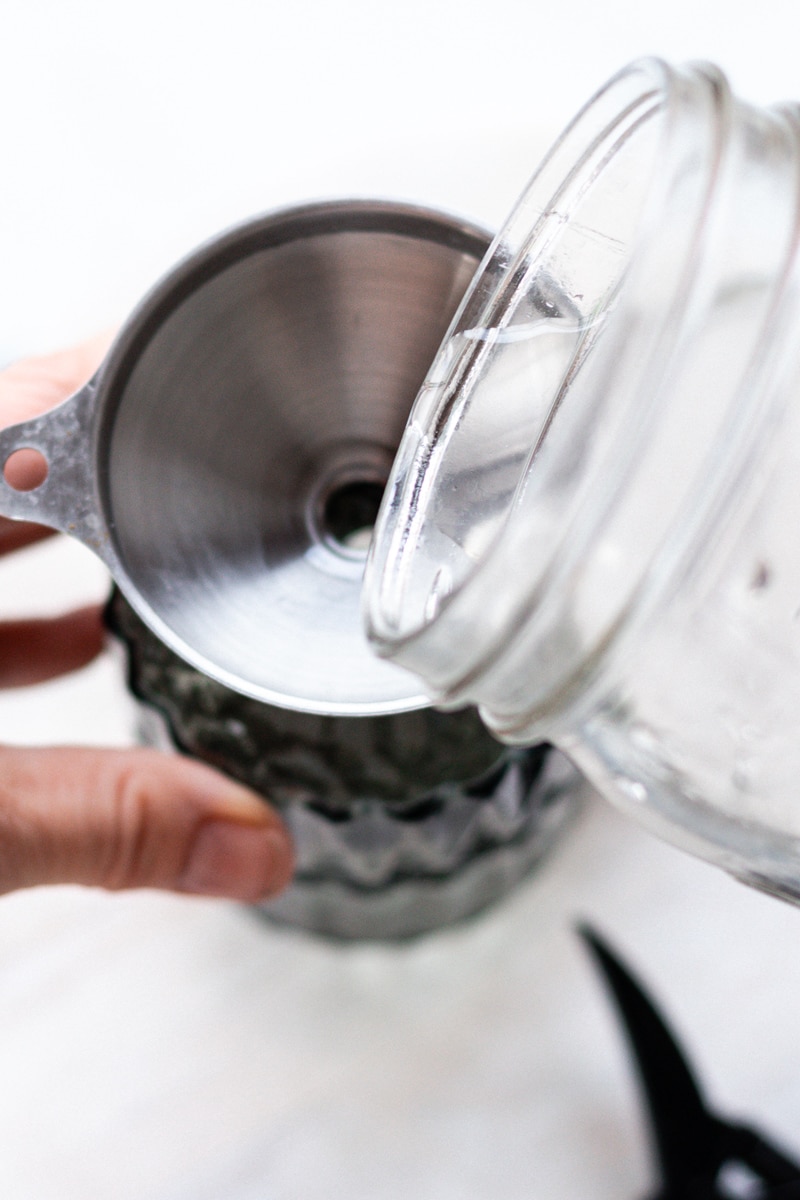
[0,745,295,900]
[0,517,54,558]
[0,331,115,427]
[0,605,105,688]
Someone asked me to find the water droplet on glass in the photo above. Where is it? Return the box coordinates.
[615,776,648,805]
[425,566,452,622]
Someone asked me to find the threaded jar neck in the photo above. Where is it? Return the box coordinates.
[365,58,800,741]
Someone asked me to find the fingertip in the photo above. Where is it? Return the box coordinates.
[0,606,106,688]
[157,757,296,898]
[67,603,107,652]
[178,820,295,901]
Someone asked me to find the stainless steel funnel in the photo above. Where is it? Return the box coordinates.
[0,201,489,713]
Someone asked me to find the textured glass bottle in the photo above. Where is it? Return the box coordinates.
[365,59,800,901]
[81,199,580,940]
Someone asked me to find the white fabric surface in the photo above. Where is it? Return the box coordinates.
[2,3,800,1196]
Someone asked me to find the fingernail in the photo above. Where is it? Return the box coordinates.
[196,772,277,823]
[179,820,294,901]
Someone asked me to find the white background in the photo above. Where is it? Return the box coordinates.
[2,2,800,1198]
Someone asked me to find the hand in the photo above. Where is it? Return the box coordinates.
[0,339,294,901]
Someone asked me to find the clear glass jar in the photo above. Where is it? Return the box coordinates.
[364,58,800,900]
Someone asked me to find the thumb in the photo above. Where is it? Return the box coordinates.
[0,745,294,900]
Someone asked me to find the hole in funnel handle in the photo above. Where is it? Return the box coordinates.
[3,448,49,492]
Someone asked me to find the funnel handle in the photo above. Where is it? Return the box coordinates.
[0,380,111,558]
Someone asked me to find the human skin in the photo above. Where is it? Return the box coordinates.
[0,337,294,901]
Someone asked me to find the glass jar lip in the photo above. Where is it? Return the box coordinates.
[364,56,684,669]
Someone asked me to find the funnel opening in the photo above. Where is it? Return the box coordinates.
[322,479,385,552]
